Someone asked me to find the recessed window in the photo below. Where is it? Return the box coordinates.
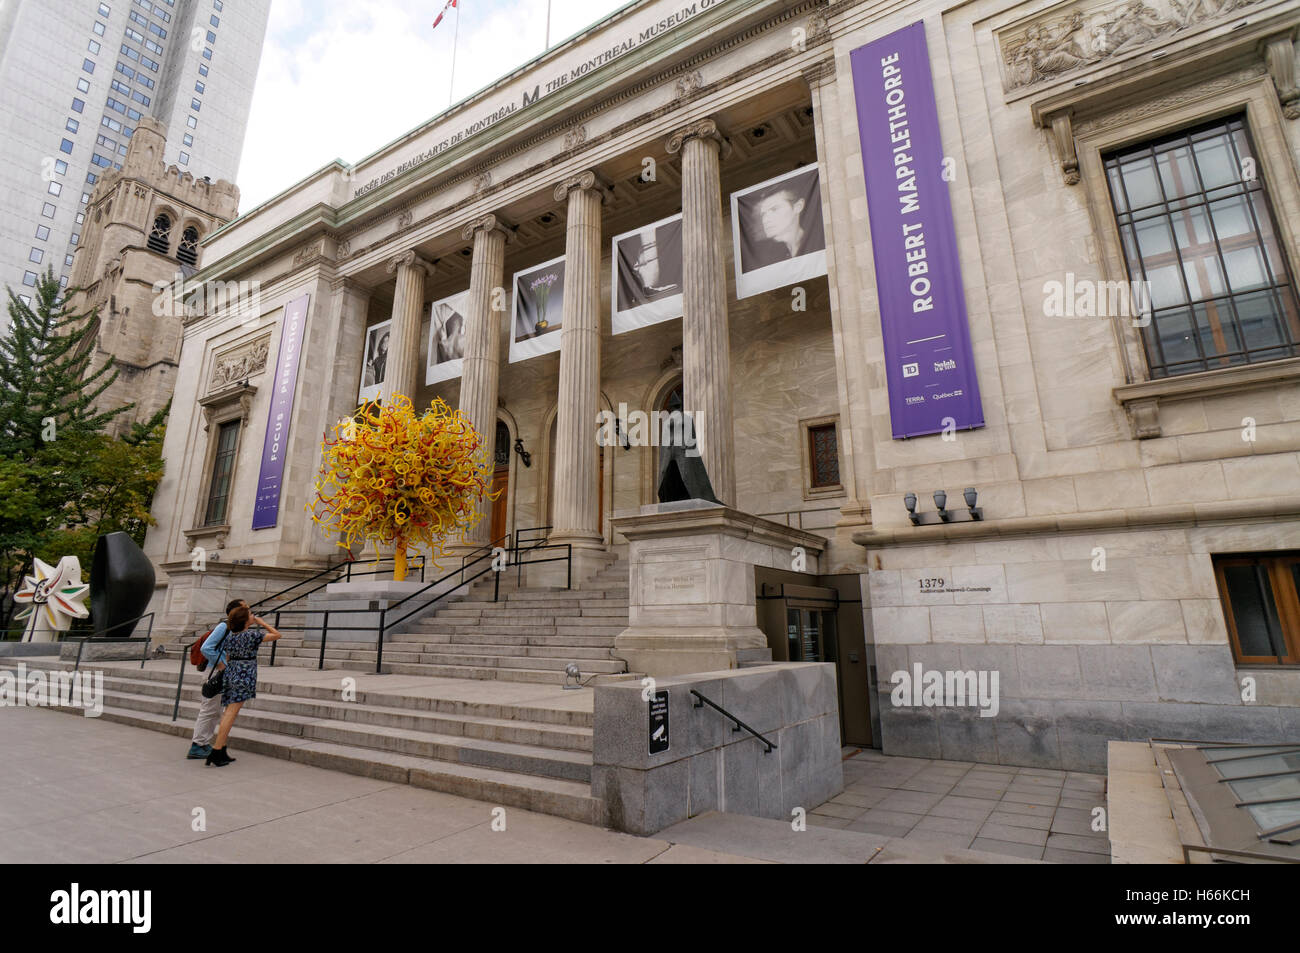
[214,0,222,10]
[54,160,67,175]
[194,80,204,93]
[59,276,68,289]
[191,98,200,111]
[201,47,212,60]
[93,21,106,35]
[35,225,49,240]
[808,423,841,488]
[88,40,101,54]
[210,14,219,26]
[64,254,75,267]
[71,97,84,113]
[98,2,110,14]
[65,118,79,132]
[82,58,95,73]
[18,294,31,307]
[47,181,62,196]
[77,77,90,92]
[23,272,37,287]
[1104,115,1300,378]
[1214,553,1300,665]
[147,213,171,253]
[29,248,43,264]
[86,172,97,184]
[186,115,197,128]
[41,202,56,218]
[81,192,91,204]
[198,64,209,76]
[75,212,85,225]
[178,152,189,165]
[70,233,79,245]
[204,420,240,525]
[182,133,193,146]
[59,138,73,154]
[205,30,215,43]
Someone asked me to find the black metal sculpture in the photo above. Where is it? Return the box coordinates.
[656,442,721,504]
[89,532,156,639]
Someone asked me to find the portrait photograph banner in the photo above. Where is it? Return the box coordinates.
[849,21,985,439]
[252,293,310,530]
[730,163,827,300]
[426,291,468,384]
[611,213,683,334]
[357,318,392,404]
[510,255,565,363]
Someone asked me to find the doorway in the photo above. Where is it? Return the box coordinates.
[490,422,509,544]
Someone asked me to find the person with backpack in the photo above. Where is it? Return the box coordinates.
[205,605,283,767]
[186,598,246,760]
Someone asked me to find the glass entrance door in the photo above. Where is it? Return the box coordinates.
[785,608,838,664]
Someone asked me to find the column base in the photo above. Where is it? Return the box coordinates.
[614,625,772,678]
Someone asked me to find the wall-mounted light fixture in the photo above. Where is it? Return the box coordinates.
[612,416,631,451]
[903,487,983,525]
[513,437,531,468]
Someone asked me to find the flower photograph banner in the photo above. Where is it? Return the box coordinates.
[426,292,468,384]
[730,163,827,299]
[510,255,565,363]
[611,213,683,334]
[358,318,392,404]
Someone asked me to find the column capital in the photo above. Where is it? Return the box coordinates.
[384,249,436,277]
[802,57,836,89]
[328,275,369,297]
[552,169,611,204]
[460,212,514,243]
[665,118,731,158]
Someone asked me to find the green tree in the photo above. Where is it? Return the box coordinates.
[0,269,125,459]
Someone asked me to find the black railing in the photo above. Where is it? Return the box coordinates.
[169,531,568,719]
[690,689,778,754]
[168,551,416,720]
[64,613,156,672]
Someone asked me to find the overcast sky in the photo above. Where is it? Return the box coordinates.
[233,0,631,213]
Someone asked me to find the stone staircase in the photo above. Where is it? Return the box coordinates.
[268,552,636,685]
[0,657,605,823]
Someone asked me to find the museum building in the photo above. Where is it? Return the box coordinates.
[138,0,1300,771]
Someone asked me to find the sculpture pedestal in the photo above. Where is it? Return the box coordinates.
[612,502,826,677]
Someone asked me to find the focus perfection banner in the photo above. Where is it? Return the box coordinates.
[849,22,983,439]
[252,293,310,530]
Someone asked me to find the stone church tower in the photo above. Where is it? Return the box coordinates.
[68,117,239,433]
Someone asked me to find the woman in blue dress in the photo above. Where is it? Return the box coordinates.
[206,605,283,767]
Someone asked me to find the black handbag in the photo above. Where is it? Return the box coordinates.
[199,631,228,698]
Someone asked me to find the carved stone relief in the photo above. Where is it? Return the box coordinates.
[999,0,1270,91]
[209,335,270,390]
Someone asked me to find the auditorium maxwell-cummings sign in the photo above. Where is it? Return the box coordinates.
[351,1,715,199]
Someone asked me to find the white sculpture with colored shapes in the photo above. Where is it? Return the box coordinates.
[15,556,91,642]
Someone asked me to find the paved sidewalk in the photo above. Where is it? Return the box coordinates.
[811,748,1111,862]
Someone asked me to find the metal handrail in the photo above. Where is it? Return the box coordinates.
[459,532,511,577]
[63,613,155,672]
[690,689,778,754]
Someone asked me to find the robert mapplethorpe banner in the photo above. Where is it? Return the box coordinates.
[427,292,467,384]
[510,255,565,362]
[849,22,984,439]
[252,293,310,530]
[357,318,392,403]
[612,213,683,334]
[730,164,828,299]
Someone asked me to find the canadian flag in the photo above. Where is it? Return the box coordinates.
[432,0,457,29]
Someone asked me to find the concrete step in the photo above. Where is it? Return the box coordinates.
[375,660,636,685]
[30,700,602,824]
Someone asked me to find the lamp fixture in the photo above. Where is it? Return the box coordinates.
[513,437,531,468]
[902,487,985,526]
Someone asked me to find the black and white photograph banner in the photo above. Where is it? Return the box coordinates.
[426,292,467,384]
[510,255,566,363]
[730,163,828,299]
[611,213,683,334]
[357,318,392,403]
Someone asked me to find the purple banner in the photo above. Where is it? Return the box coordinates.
[850,22,983,439]
[252,293,310,529]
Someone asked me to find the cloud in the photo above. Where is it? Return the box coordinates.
[235,0,627,213]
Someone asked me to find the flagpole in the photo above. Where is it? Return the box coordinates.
[449,2,460,108]
[545,0,551,49]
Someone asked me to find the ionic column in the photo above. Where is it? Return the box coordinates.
[458,214,511,546]
[549,171,606,551]
[381,250,435,404]
[666,119,735,506]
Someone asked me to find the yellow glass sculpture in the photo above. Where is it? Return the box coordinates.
[307,395,494,581]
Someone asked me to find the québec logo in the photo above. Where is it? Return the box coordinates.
[49,884,151,933]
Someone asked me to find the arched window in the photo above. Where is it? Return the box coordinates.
[176,225,199,266]
[147,213,171,254]
[494,421,510,469]
[657,380,684,479]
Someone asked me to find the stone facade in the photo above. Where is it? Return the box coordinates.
[68,117,240,435]
[141,0,1300,770]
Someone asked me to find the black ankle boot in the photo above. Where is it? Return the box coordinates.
[205,746,233,767]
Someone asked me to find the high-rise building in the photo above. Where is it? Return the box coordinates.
[0,0,270,314]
